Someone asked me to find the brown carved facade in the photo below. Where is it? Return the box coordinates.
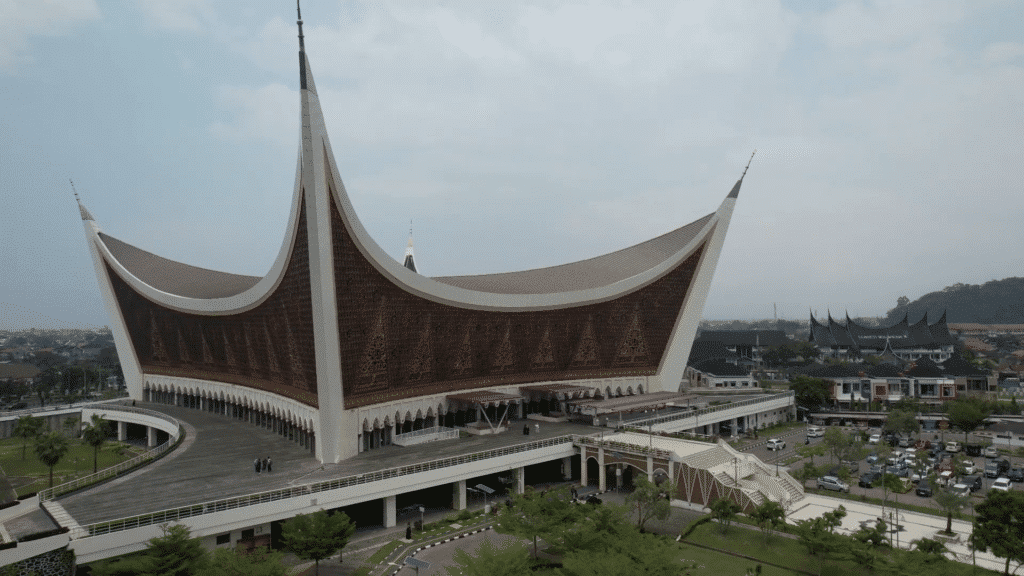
[330,188,707,409]
[104,198,319,407]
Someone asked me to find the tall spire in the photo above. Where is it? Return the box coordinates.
[726,149,755,199]
[71,178,94,221]
[296,0,307,90]
[403,220,418,273]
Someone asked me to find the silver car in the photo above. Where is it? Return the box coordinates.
[766,438,786,451]
[817,476,850,493]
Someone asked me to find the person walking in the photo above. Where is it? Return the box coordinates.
[266,457,272,473]
[262,457,269,473]
[254,457,261,474]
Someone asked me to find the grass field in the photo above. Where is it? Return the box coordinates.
[683,521,1000,576]
[0,436,146,497]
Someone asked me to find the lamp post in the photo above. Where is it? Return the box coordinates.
[419,506,424,529]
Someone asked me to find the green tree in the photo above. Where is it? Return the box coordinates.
[198,546,288,576]
[147,524,210,576]
[561,530,679,576]
[853,517,887,547]
[796,442,826,466]
[791,461,821,489]
[709,497,741,534]
[873,472,903,519]
[970,490,1024,575]
[13,414,45,460]
[497,486,581,558]
[933,485,969,535]
[882,409,920,438]
[913,537,948,558]
[624,475,676,532]
[790,376,831,413]
[946,398,991,441]
[81,413,111,473]
[34,430,69,488]
[444,537,531,576]
[749,499,785,542]
[281,510,355,576]
[822,427,861,464]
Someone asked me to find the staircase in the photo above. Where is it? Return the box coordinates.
[41,500,82,537]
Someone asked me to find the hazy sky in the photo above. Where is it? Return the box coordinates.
[1,0,1022,331]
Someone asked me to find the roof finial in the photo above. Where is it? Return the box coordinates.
[741,149,756,179]
[71,178,80,204]
[296,0,305,52]
[71,178,95,221]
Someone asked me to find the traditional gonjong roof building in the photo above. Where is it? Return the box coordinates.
[76,11,750,464]
[809,312,957,363]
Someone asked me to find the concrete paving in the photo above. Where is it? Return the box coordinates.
[58,402,605,525]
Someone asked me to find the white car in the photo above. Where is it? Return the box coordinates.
[937,470,955,487]
[946,441,962,453]
[992,477,1013,492]
[905,447,918,459]
[766,438,786,451]
[868,434,881,445]
[961,460,977,475]
[984,446,999,458]
[951,483,971,498]
[807,426,824,438]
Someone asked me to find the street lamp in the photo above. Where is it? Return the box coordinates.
[418,506,424,528]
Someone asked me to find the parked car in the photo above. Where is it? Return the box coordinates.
[868,434,881,445]
[886,465,910,478]
[961,475,983,492]
[898,436,912,448]
[937,470,955,487]
[866,453,881,465]
[1009,468,1024,483]
[992,477,1013,492]
[807,426,824,438]
[983,446,999,458]
[914,439,932,450]
[860,470,882,488]
[905,447,918,459]
[840,459,860,475]
[985,459,1010,478]
[916,479,934,497]
[964,444,983,457]
[950,483,971,498]
[946,441,962,453]
[766,438,786,451]
[960,460,977,475]
[817,476,850,493]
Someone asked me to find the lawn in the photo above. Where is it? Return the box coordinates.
[0,436,146,497]
[683,520,1001,576]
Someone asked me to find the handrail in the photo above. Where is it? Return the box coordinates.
[623,392,794,428]
[39,406,181,501]
[574,435,675,460]
[394,426,456,440]
[73,434,579,539]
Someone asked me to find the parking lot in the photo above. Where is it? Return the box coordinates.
[745,426,1023,509]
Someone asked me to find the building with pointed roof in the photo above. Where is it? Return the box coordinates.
[809,311,956,363]
[77,15,746,464]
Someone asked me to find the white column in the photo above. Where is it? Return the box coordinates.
[731,418,738,437]
[580,446,588,487]
[516,467,526,495]
[147,426,157,448]
[615,464,622,490]
[453,480,467,511]
[562,457,572,480]
[117,421,126,442]
[384,495,397,528]
[598,447,606,492]
[647,456,654,482]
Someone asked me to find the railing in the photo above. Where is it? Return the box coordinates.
[623,392,795,429]
[393,426,459,447]
[39,407,182,501]
[574,435,675,460]
[73,434,578,539]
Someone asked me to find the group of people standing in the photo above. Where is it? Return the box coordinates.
[254,456,273,474]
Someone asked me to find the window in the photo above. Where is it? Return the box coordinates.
[241,529,255,540]
[943,387,953,397]
[216,534,230,545]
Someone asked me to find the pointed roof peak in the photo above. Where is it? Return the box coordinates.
[71,178,94,221]
[726,149,755,199]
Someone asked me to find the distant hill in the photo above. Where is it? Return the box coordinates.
[884,277,1024,324]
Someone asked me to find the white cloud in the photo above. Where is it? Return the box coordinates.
[137,0,215,32]
[209,83,298,147]
[982,41,1024,64]
[0,0,100,72]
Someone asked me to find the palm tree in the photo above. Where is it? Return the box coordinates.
[35,431,70,488]
[13,415,44,460]
[81,414,110,473]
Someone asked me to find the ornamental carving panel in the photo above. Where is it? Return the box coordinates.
[330,189,706,408]
[104,197,319,407]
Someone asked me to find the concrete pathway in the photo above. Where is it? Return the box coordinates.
[58,402,603,526]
